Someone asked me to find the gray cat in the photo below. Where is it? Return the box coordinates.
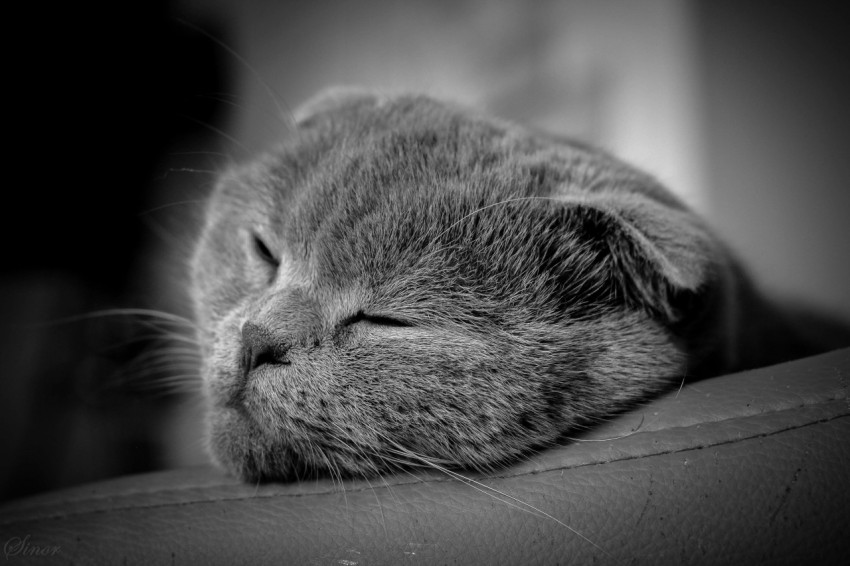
[189,88,847,482]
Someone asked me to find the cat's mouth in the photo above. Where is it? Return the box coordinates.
[210,391,450,482]
[209,360,286,416]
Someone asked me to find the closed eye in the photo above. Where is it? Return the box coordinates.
[251,233,280,268]
[345,311,412,328]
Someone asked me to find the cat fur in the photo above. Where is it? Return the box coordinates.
[189,88,848,481]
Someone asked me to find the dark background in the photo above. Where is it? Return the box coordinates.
[2,0,849,503]
[1,0,230,501]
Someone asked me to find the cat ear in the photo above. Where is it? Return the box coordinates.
[558,192,720,323]
[294,86,385,127]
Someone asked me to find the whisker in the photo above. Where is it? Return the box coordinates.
[433,196,564,243]
[565,414,646,443]
[174,17,294,131]
[675,366,689,398]
[169,150,232,159]
[154,168,220,182]
[193,93,291,139]
[179,113,251,154]
[122,375,202,396]
[318,425,606,551]
[23,307,198,330]
[139,199,209,216]
[380,441,607,555]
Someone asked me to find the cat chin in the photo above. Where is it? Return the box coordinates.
[205,400,565,482]
[206,408,300,482]
[205,403,382,482]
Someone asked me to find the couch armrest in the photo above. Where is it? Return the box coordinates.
[2,349,849,565]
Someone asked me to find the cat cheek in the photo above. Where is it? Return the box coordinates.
[199,313,244,398]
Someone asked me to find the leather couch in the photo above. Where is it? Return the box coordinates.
[2,348,848,565]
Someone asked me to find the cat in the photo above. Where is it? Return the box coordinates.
[189,87,850,482]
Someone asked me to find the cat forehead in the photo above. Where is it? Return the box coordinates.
[283,100,559,194]
[213,105,572,261]
[286,92,660,197]
[212,93,672,257]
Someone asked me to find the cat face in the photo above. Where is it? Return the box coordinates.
[190,90,727,481]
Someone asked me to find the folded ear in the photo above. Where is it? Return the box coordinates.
[294,86,384,128]
[556,192,721,324]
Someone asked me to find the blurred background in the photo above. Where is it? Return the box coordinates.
[2,0,849,502]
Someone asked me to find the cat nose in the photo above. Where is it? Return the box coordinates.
[241,322,290,374]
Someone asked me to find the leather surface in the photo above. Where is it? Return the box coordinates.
[1,348,848,565]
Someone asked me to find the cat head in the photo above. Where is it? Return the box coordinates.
[190,89,730,481]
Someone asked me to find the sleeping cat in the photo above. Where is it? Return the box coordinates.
[189,88,848,482]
